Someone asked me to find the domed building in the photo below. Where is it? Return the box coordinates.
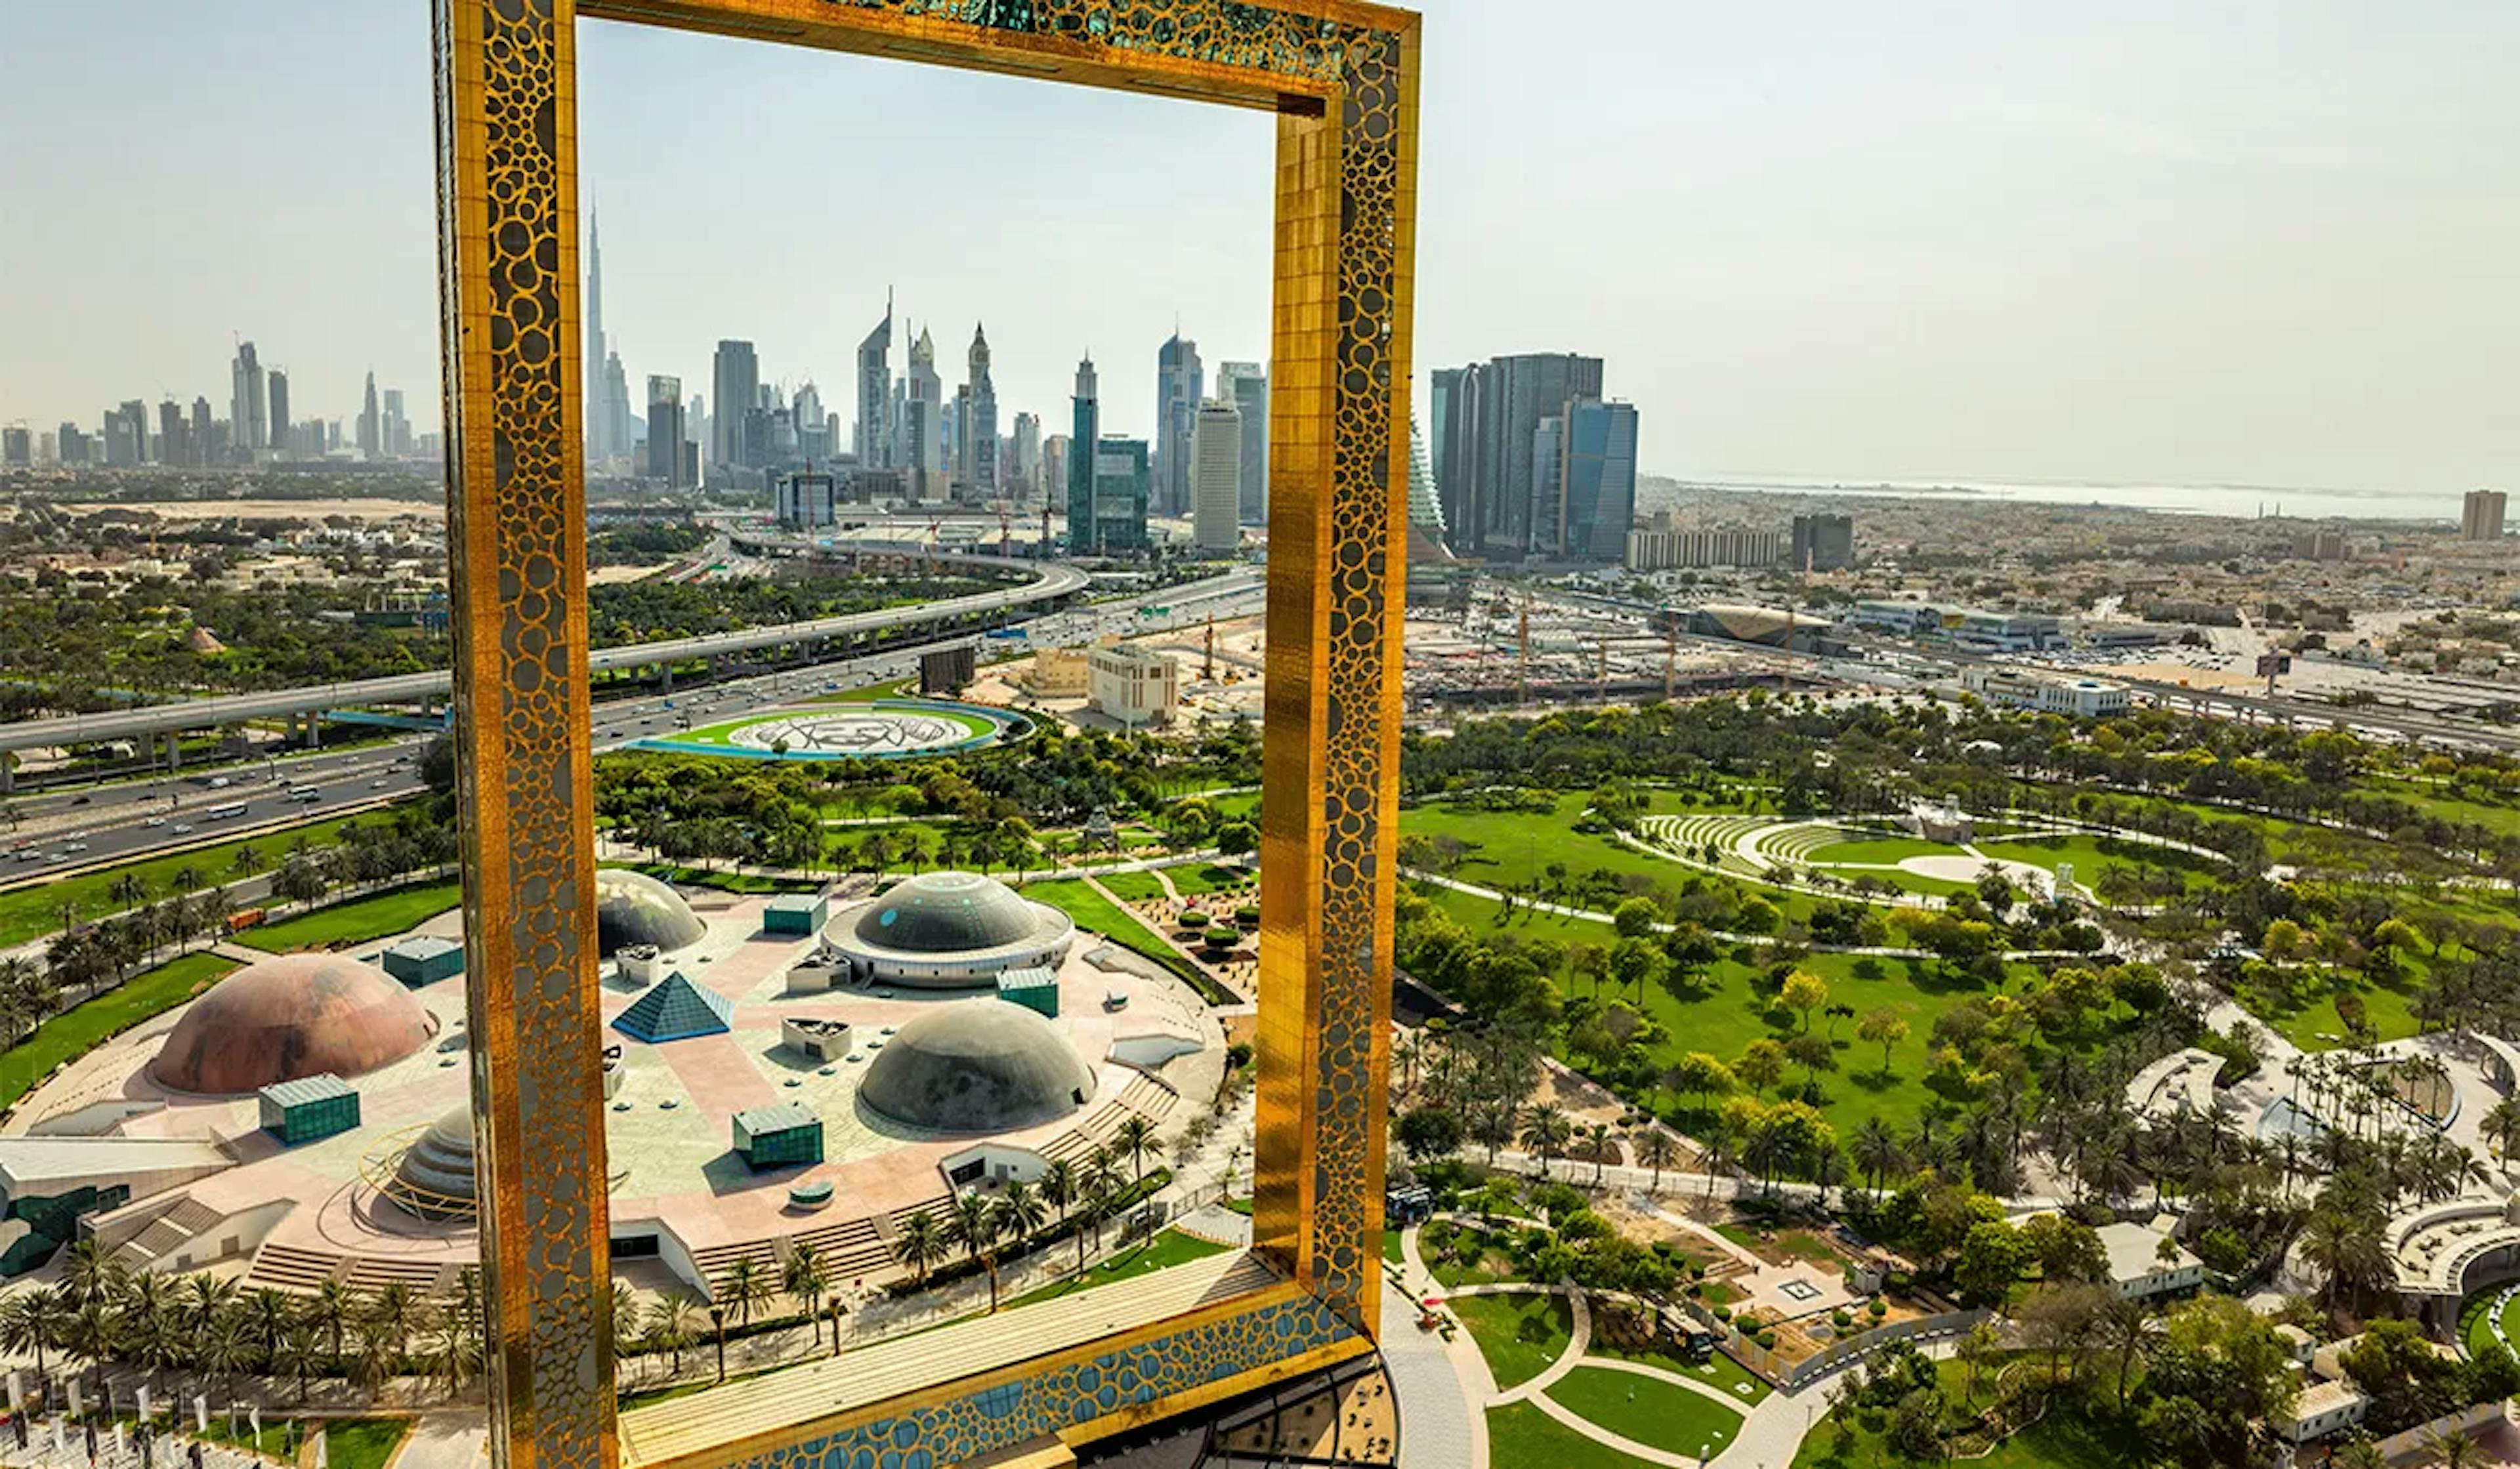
[596,869,705,957]
[822,871,1074,988]
[151,954,440,1096]
[859,1003,1095,1133]
[383,1106,478,1223]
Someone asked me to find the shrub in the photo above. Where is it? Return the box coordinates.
[1756,1330,1778,1350]
[1868,1298,1888,1320]
[1712,1306,1732,1323]
[1234,903,1261,926]
[1833,1310,1856,1333]
[1179,910,1211,930]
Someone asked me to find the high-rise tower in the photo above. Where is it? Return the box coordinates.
[904,326,942,500]
[358,372,381,459]
[856,293,892,469]
[711,340,759,469]
[266,369,290,453]
[1192,400,1242,552]
[585,210,606,460]
[965,323,998,497]
[1155,333,1203,517]
[1217,362,1268,525]
[230,341,267,455]
[1068,356,1100,551]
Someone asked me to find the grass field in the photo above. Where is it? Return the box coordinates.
[1424,884,2028,1134]
[1791,1359,2133,1469]
[1589,1338,1772,1404]
[2365,776,2520,840]
[1801,835,1957,868]
[0,809,390,948]
[2459,1283,2520,1363]
[1547,1365,1746,1457]
[1168,863,1255,899]
[675,701,996,750]
[1000,1229,1228,1310]
[1020,878,1238,1005]
[1099,871,1167,903]
[238,880,463,952]
[1452,1291,1576,1390]
[2247,970,2424,1052]
[1404,793,1701,900]
[1485,1401,1658,1469]
[0,951,239,1113]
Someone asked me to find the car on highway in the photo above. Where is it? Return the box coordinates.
[12,850,41,863]
[171,823,193,835]
[144,816,165,827]
[371,779,389,789]
[62,842,88,854]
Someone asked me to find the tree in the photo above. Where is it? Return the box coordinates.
[784,1241,831,1352]
[1662,1052,1734,1121]
[1853,1117,1904,1203]
[1114,1115,1158,1193]
[951,1192,1001,1309]
[1519,1104,1572,1176]
[1780,970,1829,1032]
[2020,1214,2109,1285]
[1611,897,1660,940]
[1396,1106,1464,1163]
[647,1297,702,1376]
[895,1211,944,1287]
[1040,1159,1080,1265]
[1857,1009,1910,1078]
[1953,1220,2026,1308]
[722,1258,770,1329]
[1637,1130,1681,1193]
[1955,1318,2000,1404]
[2300,1200,2389,1314]
[1735,1039,1787,1096]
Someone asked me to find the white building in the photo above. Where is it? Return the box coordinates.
[1192,400,1243,552]
[1090,644,1179,727]
[1964,669,2132,718]
[1950,609,2065,653]
[2096,1221,2204,1300]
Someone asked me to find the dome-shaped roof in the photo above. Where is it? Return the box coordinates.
[860,1002,1095,1134]
[852,871,1041,955]
[387,1106,478,1222]
[151,954,438,1095]
[597,869,705,957]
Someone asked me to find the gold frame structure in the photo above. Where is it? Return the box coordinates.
[432,3,1418,1467]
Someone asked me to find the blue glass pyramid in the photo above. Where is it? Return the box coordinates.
[611,971,734,1044]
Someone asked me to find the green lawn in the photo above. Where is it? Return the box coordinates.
[0,951,238,1113]
[2240,967,2424,1052]
[1801,835,1959,868]
[1424,1225,1524,1289]
[2460,1284,2520,1362]
[1167,863,1254,899]
[1452,1291,1576,1390]
[1547,1365,1746,1458]
[1383,1227,1404,1265]
[1405,794,1702,900]
[1020,878,1237,1004]
[676,701,993,749]
[237,880,463,952]
[1792,1359,2136,1469]
[2364,776,2520,840]
[1099,871,1168,903]
[196,1416,408,1469]
[0,809,391,947]
[1001,1229,1229,1309]
[1590,1338,1772,1405]
[1426,885,2025,1135]
[1486,1401,1660,1469]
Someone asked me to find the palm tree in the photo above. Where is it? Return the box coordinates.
[278,1319,324,1402]
[722,1258,770,1329]
[1040,1159,1080,1268]
[2301,1205,2389,1313]
[199,1313,253,1422]
[243,1287,295,1365]
[2483,1097,2520,1162]
[1636,1130,1681,1193]
[2330,1436,2387,1469]
[783,1242,831,1353]
[1519,1104,1572,1178]
[647,1297,702,1376]
[1584,1123,1615,1186]
[1082,1148,1123,1256]
[895,1211,945,1287]
[0,1287,54,1376]
[612,1282,644,1385]
[2428,1428,2483,1469]
[312,1277,357,1363]
[952,1193,1004,1312]
[368,1280,423,1365]
[996,1181,1047,1255]
[60,1237,124,1308]
[1853,1117,1904,1203]
[1113,1116,1158,1194]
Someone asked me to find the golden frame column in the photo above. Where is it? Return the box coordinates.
[433,4,617,1468]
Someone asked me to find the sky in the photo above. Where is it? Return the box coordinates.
[3,1,2516,499]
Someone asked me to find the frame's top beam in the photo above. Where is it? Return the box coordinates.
[578,0,1417,112]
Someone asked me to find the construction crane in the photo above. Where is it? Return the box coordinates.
[1204,614,1217,682]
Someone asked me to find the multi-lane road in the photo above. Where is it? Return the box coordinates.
[1,567,1265,884]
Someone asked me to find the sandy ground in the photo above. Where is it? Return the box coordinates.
[53,499,440,523]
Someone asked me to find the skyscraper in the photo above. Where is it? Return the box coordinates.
[1155,333,1203,517]
[646,375,685,486]
[1068,356,1100,550]
[1093,437,1151,553]
[358,373,381,459]
[383,389,410,458]
[1192,400,1242,552]
[965,324,998,498]
[1,426,28,468]
[597,352,634,466]
[711,340,759,470]
[1010,411,1041,501]
[585,209,608,461]
[904,326,942,500]
[105,402,145,466]
[2464,489,2508,542]
[190,398,213,466]
[266,369,290,453]
[1217,362,1268,524]
[856,295,892,469]
[1790,513,1857,572]
[1555,399,1639,562]
[230,341,267,455]
[1432,352,1605,557]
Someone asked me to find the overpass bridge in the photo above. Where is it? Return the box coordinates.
[0,545,1089,775]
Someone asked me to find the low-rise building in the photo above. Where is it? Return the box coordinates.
[1018,647,1093,699]
[1964,669,2132,718]
[1950,608,2065,653]
[1851,600,1941,637]
[2275,1378,2370,1443]
[2097,1221,2204,1300]
[380,936,464,988]
[1089,644,1179,727]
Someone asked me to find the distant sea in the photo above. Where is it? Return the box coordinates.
[1652,473,2464,525]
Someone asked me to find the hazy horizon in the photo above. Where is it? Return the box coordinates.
[3,1,2513,498]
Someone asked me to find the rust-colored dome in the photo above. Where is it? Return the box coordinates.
[150,953,439,1095]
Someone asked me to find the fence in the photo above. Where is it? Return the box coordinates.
[1780,1308,1994,1391]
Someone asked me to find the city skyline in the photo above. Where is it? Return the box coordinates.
[3,1,2516,498]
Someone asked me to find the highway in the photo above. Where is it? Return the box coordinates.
[0,545,1089,756]
[0,567,1265,883]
